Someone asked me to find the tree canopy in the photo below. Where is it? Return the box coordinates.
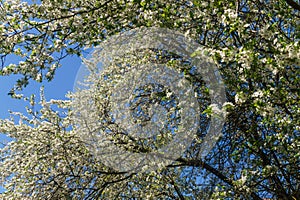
[0,0,299,199]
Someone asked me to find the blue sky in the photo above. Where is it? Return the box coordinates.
[0,55,82,193]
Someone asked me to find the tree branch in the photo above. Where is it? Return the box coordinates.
[285,0,300,11]
[175,158,263,200]
[168,175,185,200]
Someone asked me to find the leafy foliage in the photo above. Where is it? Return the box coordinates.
[0,0,299,199]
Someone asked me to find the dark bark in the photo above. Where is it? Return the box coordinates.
[175,158,263,200]
[285,0,300,11]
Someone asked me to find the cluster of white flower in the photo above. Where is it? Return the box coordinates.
[0,0,299,199]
